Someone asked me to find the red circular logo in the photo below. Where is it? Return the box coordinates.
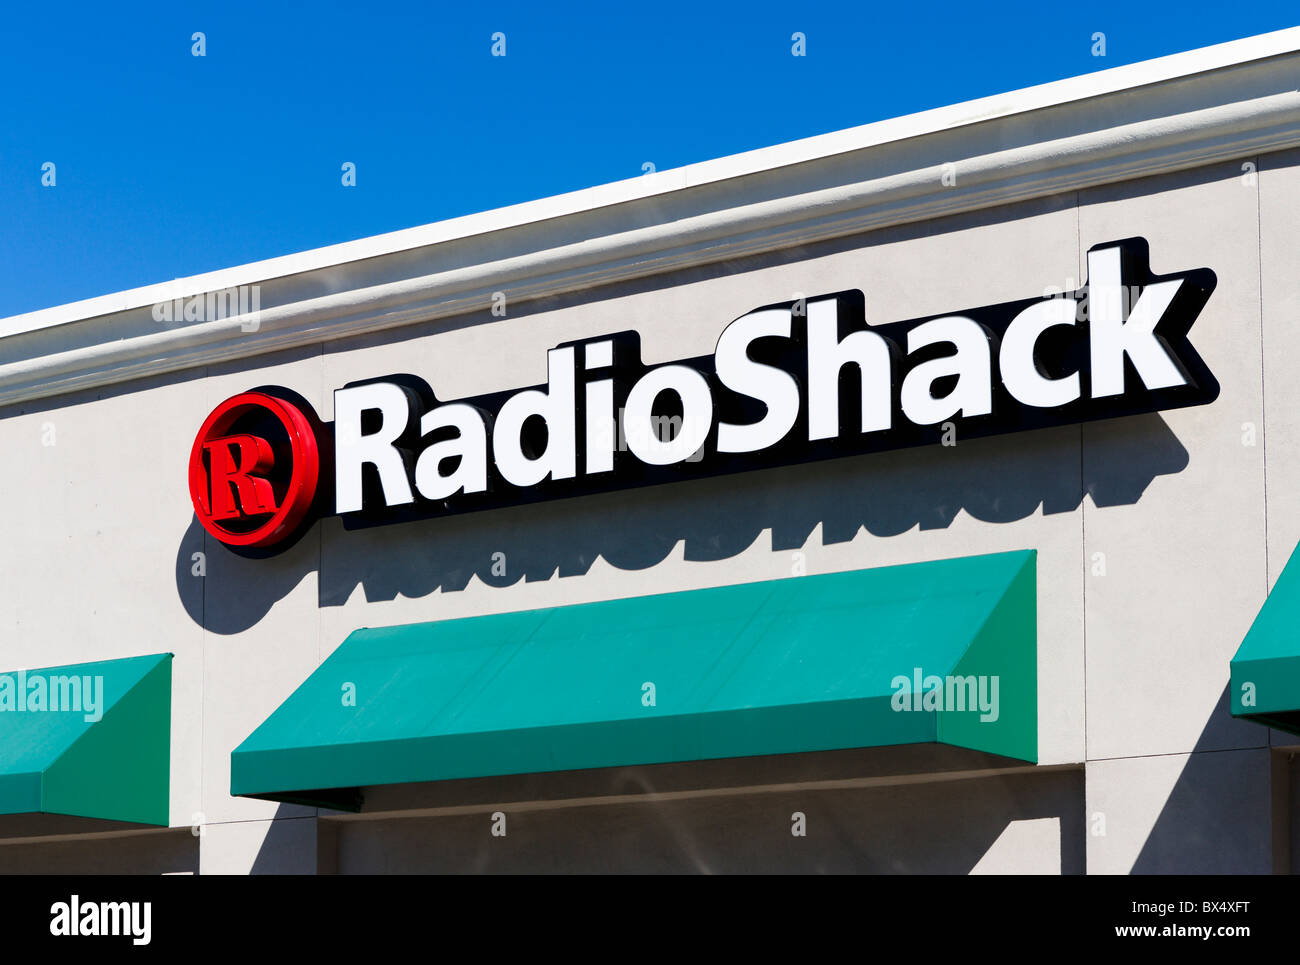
[188,391,321,548]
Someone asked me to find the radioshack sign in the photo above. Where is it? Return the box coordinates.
[188,239,1217,552]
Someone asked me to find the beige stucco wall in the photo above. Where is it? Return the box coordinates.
[2,147,1299,874]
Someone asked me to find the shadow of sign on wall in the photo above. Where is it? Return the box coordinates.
[177,410,1186,634]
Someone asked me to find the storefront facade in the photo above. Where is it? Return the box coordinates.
[2,28,1300,874]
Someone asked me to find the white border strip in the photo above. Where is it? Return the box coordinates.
[0,27,1298,405]
[5,26,1300,340]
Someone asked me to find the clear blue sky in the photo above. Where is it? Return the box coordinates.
[1,1,1295,319]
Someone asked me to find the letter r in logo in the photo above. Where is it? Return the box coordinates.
[201,433,278,519]
[189,391,322,549]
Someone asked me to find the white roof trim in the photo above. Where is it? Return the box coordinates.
[1,26,1299,404]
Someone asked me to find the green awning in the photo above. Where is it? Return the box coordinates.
[233,550,1037,810]
[0,653,171,826]
[1232,541,1300,735]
